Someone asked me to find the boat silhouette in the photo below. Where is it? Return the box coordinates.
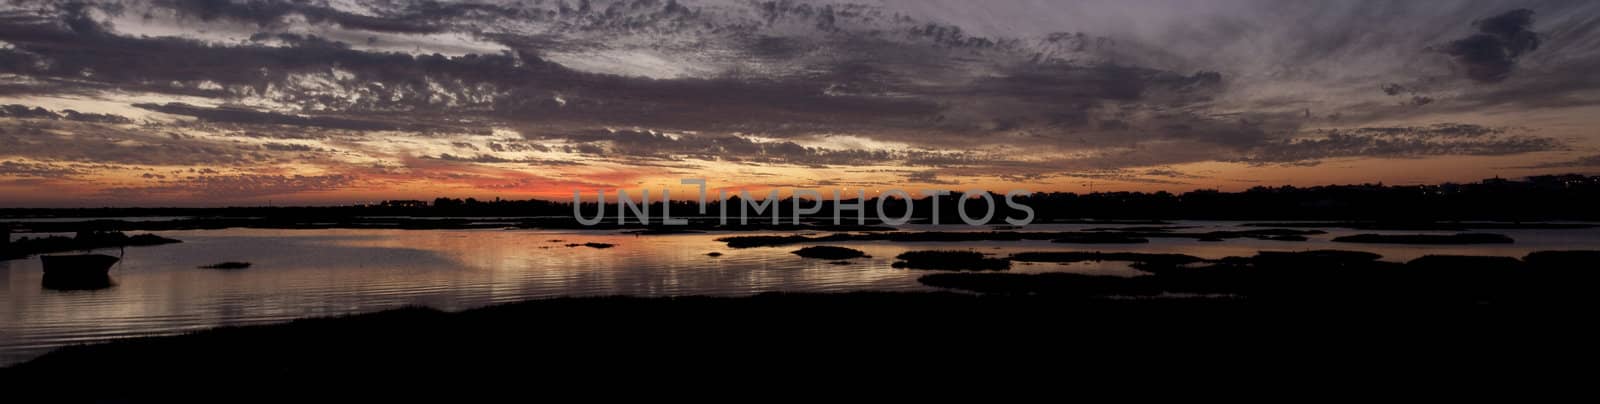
[41,254,121,276]
[40,254,121,290]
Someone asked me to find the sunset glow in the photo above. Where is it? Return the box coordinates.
[3,1,1598,206]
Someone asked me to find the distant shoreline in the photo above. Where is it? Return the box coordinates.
[4,215,1597,234]
[9,173,1600,222]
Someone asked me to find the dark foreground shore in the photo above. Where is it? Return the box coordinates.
[4,292,1596,400]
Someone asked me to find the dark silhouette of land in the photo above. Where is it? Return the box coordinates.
[5,246,1596,396]
[1331,233,1517,244]
[916,249,1599,304]
[2,174,1599,229]
[5,174,1599,397]
[2,290,1593,399]
[0,231,179,261]
[715,228,1331,248]
[892,250,1012,270]
[790,246,869,259]
[1009,251,1208,266]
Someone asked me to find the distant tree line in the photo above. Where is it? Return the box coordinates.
[4,174,1599,222]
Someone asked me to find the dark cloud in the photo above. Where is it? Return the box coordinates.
[0,119,262,165]
[247,32,352,49]
[1,2,956,137]
[904,170,959,185]
[1377,83,1435,107]
[101,173,356,198]
[1142,168,1204,180]
[1512,154,1600,169]
[0,160,85,178]
[1381,83,1409,96]
[1242,124,1563,164]
[132,103,477,133]
[1157,116,1276,149]
[0,7,568,113]
[205,125,333,140]
[160,0,473,34]
[133,103,396,131]
[524,129,896,166]
[1446,9,1541,83]
[425,153,580,166]
[0,105,59,120]
[1316,124,1506,139]
[903,151,982,167]
[0,0,1230,142]
[428,153,515,163]
[487,141,550,153]
[0,104,131,124]
[261,142,316,152]
[1,0,1594,200]
[1051,169,1188,185]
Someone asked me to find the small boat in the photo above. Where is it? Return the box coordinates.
[41,254,121,277]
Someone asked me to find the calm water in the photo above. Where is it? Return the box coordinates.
[3,221,1598,365]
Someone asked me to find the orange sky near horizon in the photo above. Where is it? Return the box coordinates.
[3,1,1599,207]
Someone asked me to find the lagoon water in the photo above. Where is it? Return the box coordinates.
[4,221,1598,365]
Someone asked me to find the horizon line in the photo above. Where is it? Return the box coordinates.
[2,172,1595,210]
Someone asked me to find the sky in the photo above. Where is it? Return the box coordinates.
[2,0,1599,207]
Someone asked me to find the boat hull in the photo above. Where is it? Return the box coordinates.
[41,254,120,276]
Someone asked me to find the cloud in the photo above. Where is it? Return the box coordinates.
[0,119,263,165]
[424,153,580,166]
[524,129,898,166]
[0,160,85,178]
[1242,124,1563,164]
[904,170,959,185]
[159,0,485,34]
[1,0,1222,142]
[1142,168,1204,180]
[2,0,1598,203]
[130,103,472,133]
[0,104,132,124]
[101,173,356,198]
[1512,154,1600,169]
[1053,169,1189,185]
[1446,9,1541,83]
[261,142,316,152]
[487,141,550,153]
